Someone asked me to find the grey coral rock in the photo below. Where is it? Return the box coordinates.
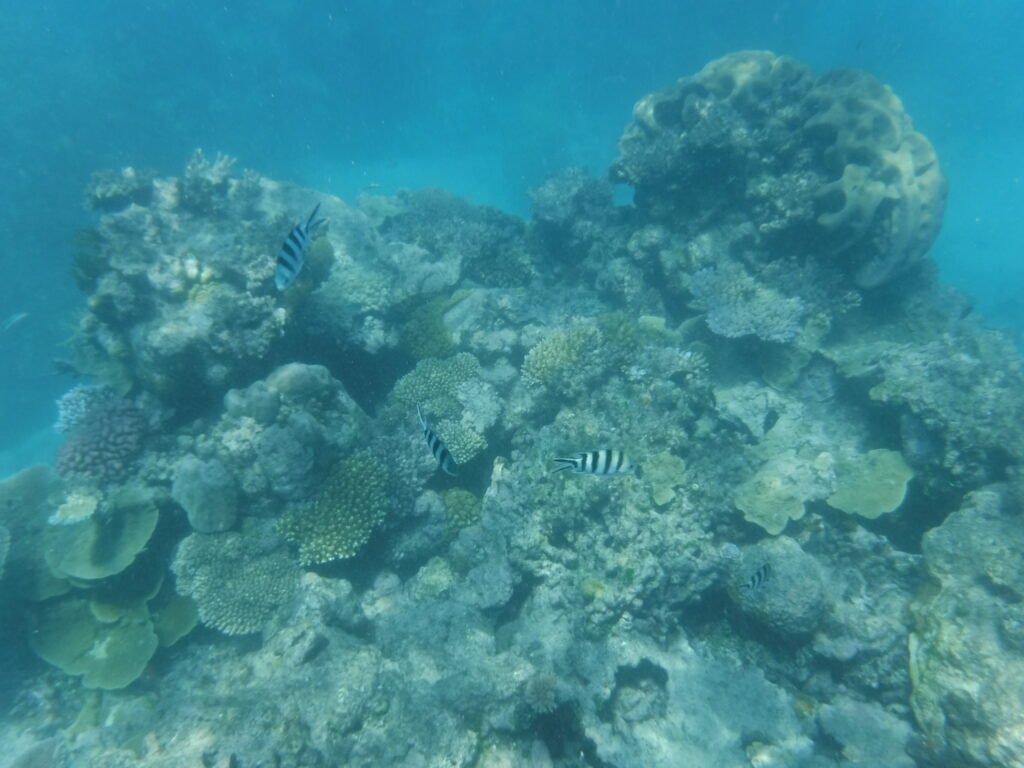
[733,536,827,636]
[172,455,238,532]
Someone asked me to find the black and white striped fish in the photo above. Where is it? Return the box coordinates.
[275,204,326,290]
[553,450,631,476]
[739,563,771,591]
[417,405,458,476]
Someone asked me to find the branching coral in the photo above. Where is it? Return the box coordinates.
[172,525,299,635]
[391,353,484,420]
[278,451,390,565]
[521,325,603,389]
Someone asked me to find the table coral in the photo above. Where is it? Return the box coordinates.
[278,451,389,564]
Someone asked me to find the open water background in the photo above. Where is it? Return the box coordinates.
[1,0,1021,474]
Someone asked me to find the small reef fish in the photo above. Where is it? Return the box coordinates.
[1,312,27,333]
[739,563,771,591]
[417,405,458,476]
[275,204,326,291]
[553,450,631,476]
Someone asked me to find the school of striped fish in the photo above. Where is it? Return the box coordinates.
[275,209,635,481]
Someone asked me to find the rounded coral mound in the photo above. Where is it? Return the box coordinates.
[611,50,947,289]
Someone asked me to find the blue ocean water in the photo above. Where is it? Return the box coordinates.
[1,0,1022,474]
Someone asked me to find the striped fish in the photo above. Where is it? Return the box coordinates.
[275,204,326,290]
[739,563,771,591]
[553,450,631,476]
[417,405,458,476]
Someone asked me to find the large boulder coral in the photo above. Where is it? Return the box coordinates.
[611,50,947,289]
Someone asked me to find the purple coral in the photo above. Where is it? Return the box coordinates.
[55,398,147,484]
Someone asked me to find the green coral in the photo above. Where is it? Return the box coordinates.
[44,485,159,581]
[735,450,832,535]
[827,449,913,519]
[279,451,390,565]
[521,325,601,388]
[30,597,158,689]
[172,526,299,635]
[443,488,482,530]
[391,353,483,420]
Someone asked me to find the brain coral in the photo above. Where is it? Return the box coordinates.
[172,526,299,635]
[55,397,146,485]
[278,451,389,565]
[611,50,946,289]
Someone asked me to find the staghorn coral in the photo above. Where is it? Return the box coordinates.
[171,523,299,636]
[278,451,389,565]
[55,397,146,485]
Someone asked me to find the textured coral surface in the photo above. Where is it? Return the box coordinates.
[3,52,1021,768]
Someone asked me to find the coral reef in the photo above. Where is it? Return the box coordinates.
[5,50,1022,768]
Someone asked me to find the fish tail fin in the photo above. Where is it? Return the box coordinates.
[552,458,577,473]
[416,404,426,428]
